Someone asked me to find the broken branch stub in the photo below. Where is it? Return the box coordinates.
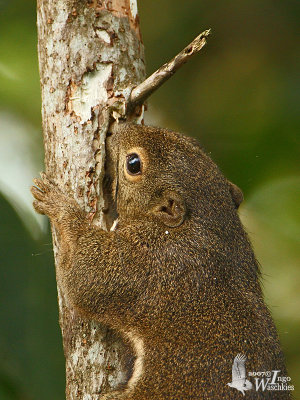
[127,29,211,113]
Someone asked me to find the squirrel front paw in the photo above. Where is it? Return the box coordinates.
[31,172,71,219]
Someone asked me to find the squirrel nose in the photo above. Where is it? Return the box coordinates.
[109,120,129,137]
[108,121,122,136]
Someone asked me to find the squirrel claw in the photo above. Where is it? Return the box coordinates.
[33,178,45,192]
[31,184,45,201]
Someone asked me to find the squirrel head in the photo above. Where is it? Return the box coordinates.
[106,123,243,229]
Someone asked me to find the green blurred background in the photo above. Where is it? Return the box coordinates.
[0,0,299,398]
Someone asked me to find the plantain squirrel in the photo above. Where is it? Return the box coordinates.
[31,123,290,399]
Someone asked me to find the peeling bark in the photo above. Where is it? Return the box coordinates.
[37,0,145,398]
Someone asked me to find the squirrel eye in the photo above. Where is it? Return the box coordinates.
[126,153,142,175]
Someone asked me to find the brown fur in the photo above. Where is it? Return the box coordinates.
[31,123,289,399]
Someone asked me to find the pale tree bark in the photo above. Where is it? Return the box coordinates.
[37,1,145,398]
[37,0,209,397]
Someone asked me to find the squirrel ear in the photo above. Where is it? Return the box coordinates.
[228,181,244,209]
[152,191,186,228]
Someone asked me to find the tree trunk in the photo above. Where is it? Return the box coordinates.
[36,1,145,398]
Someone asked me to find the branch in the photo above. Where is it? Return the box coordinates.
[128,29,211,110]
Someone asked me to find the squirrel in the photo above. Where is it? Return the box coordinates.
[31,123,290,399]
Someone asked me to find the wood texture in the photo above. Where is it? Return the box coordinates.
[36,0,145,398]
